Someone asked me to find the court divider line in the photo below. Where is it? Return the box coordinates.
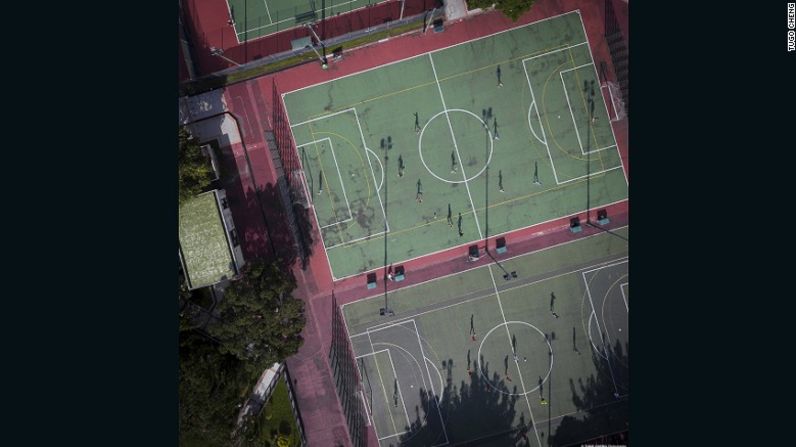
[488,264,542,447]
[428,53,483,240]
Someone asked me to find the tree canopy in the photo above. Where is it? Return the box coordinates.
[178,126,214,205]
[208,260,305,376]
[467,0,536,21]
[179,260,306,445]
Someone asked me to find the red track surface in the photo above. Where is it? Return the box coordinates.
[208,1,629,445]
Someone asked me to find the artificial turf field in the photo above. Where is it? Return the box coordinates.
[282,10,628,280]
[342,228,629,446]
[227,0,386,42]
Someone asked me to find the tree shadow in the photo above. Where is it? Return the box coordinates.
[547,336,629,446]
[391,359,527,446]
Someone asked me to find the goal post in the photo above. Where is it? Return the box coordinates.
[601,80,626,122]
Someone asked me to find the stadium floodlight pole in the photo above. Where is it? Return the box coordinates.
[381,142,393,317]
[304,23,329,69]
[482,109,490,253]
[209,47,241,66]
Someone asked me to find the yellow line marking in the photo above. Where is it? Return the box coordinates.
[566,47,605,172]
[308,123,345,228]
[311,130,373,210]
[304,42,579,120]
[542,59,591,162]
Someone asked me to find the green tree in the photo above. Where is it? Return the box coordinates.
[179,330,254,446]
[178,126,214,205]
[467,0,536,21]
[208,260,305,376]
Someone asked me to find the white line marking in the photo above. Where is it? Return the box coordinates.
[262,0,273,23]
[560,67,615,156]
[365,147,385,192]
[385,347,412,426]
[582,271,621,395]
[297,137,354,225]
[282,10,584,96]
[325,229,387,250]
[581,259,628,275]
[330,196,627,280]
[410,319,449,444]
[521,41,589,63]
[372,341,428,391]
[355,348,391,359]
[378,431,409,441]
[523,56,559,185]
[560,71,585,154]
[238,0,362,36]
[559,61,595,74]
[290,107,357,128]
[340,233,630,325]
[428,53,483,240]
[359,390,372,425]
[366,330,400,436]
[556,165,624,185]
[291,108,390,250]
[281,94,334,275]
[620,282,629,312]
[326,137,354,220]
[223,0,242,45]
[354,109,390,233]
[576,13,629,187]
[527,102,546,145]
[487,265,542,447]
[425,356,445,401]
[601,84,619,121]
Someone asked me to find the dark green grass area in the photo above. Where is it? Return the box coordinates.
[254,378,301,447]
[283,11,628,279]
[342,229,629,446]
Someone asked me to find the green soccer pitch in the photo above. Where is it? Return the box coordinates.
[342,228,629,446]
[282,10,628,280]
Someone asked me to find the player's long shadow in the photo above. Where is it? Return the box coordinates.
[395,358,530,446]
[547,337,629,446]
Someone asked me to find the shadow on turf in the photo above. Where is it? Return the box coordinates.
[547,336,629,446]
[389,358,534,447]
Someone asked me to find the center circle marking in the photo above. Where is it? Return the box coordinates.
[418,108,495,184]
[477,320,554,396]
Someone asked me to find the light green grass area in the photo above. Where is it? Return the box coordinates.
[343,228,629,446]
[283,11,628,279]
[228,0,385,42]
[256,378,301,447]
[179,191,236,289]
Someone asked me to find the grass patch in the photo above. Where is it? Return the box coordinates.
[255,378,301,447]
